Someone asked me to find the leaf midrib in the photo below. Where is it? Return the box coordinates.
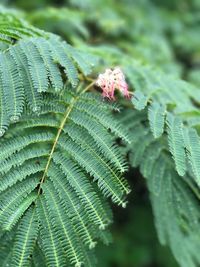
[37,95,78,195]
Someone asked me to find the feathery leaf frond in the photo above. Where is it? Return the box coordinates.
[0,90,130,266]
[120,108,200,267]
[0,12,96,136]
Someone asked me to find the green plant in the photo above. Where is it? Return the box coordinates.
[0,10,131,267]
[0,1,200,267]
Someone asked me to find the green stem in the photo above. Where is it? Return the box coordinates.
[37,81,95,195]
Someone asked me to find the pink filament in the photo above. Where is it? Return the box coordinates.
[96,67,129,100]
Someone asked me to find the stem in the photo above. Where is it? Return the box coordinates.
[37,81,95,195]
[181,176,200,200]
[81,81,96,94]
[79,74,95,83]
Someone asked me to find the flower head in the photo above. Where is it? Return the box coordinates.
[96,67,129,100]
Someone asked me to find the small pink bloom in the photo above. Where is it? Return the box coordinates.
[96,67,130,100]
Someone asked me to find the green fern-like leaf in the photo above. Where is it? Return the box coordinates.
[148,102,166,138]
[11,207,38,267]
[166,112,186,176]
[0,13,97,136]
[119,109,200,267]
[0,90,130,267]
[183,127,200,186]
[131,90,148,110]
[0,11,45,47]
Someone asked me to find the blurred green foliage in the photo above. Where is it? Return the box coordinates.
[96,173,179,267]
[2,0,200,266]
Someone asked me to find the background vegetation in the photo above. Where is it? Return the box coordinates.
[1,0,200,266]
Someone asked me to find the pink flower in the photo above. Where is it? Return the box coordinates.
[96,67,130,100]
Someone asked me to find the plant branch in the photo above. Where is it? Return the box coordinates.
[37,81,95,195]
